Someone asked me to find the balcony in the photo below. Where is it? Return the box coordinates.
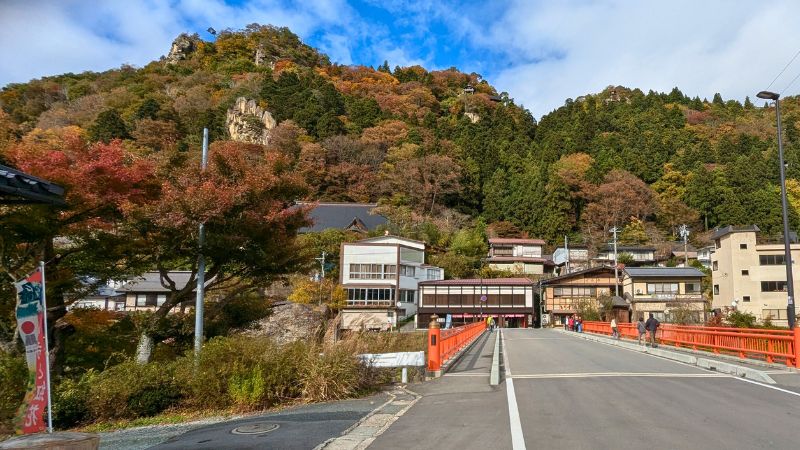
[633,293,705,302]
[346,299,394,308]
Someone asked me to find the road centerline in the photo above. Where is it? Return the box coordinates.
[501,329,526,450]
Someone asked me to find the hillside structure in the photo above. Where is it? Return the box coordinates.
[540,266,622,326]
[486,238,553,275]
[298,202,388,233]
[622,267,707,323]
[710,225,799,326]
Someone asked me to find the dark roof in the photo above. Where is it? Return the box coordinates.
[489,238,546,245]
[623,267,705,278]
[711,225,760,240]
[0,164,65,206]
[297,202,388,233]
[603,245,656,252]
[541,265,616,284]
[611,296,628,307]
[420,278,534,286]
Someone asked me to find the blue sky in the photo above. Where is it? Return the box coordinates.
[2,0,800,117]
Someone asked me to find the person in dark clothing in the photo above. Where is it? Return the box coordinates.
[644,313,660,347]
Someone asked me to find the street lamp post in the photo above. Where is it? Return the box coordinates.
[757,90,796,329]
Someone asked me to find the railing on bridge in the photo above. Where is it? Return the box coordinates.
[582,321,800,368]
[427,316,486,375]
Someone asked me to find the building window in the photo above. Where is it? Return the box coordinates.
[492,246,513,256]
[553,286,597,297]
[684,283,700,294]
[742,296,751,302]
[136,294,158,307]
[157,294,166,306]
[349,264,396,279]
[346,288,395,304]
[647,283,679,294]
[399,290,415,303]
[400,265,416,277]
[712,261,718,271]
[713,285,719,295]
[714,239,720,249]
[761,281,787,292]
[741,270,749,276]
[426,269,439,280]
[740,243,748,249]
[760,254,785,265]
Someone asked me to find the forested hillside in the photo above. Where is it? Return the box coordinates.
[2,23,799,262]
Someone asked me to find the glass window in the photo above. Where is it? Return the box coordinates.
[647,283,678,294]
[740,243,748,249]
[713,285,719,295]
[157,294,166,306]
[136,294,147,307]
[712,261,718,271]
[761,281,787,292]
[760,255,786,265]
[400,265,415,277]
[742,296,751,302]
[684,283,700,294]
[741,270,749,276]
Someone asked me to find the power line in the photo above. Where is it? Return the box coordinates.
[782,69,800,95]
[767,46,800,91]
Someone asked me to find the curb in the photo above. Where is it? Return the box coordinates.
[315,386,421,450]
[490,330,501,386]
[557,329,777,384]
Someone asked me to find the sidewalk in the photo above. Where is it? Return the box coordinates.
[367,332,511,450]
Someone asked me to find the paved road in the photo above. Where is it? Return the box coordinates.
[100,393,389,450]
[372,328,800,450]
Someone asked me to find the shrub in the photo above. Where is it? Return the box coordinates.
[228,365,266,408]
[86,360,181,420]
[300,345,371,402]
[726,310,758,328]
[52,373,93,428]
[0,351,26,435]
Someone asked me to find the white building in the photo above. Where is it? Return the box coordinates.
[339,235,443,331]
[487,238,552,275]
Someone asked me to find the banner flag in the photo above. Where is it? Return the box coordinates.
[13,268,48,434]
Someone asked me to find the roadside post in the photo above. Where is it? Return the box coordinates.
[794,326,800,369]
[427,315,441,376]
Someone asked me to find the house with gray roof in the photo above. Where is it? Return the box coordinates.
[297,202,388,233]
[622,267,707,323]
[117,271,213,312]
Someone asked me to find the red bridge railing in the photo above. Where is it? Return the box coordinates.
[582,321,800,368]
[427,318,486,374]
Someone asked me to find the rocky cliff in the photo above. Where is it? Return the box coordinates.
[226,97,277,145]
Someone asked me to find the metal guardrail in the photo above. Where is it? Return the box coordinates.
[583,321,800,367]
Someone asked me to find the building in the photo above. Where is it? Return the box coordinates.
[622,267,707,323]
[710,225,799,326]
[697,245,714,269]
[70,282,125,311]
[594,246,656,266]
[552,245,590,274]
[118,271,211,312]
[541,266,623,326]
[298,202,388,233]
[339,235,443,331]
[487,238,553,275]
[417,278,536,328]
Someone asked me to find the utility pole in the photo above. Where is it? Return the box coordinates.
[315,251,327,279]
[194,128,209,357]
[610,227,620,297]
[679,224,690,267]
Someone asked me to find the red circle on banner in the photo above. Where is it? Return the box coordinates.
[20,320,35,334]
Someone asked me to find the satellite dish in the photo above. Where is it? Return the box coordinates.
[731,299,739,307]
[396,301,402,308]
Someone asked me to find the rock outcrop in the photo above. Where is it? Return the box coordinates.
[166,33,199,64]
[242,302,328,346]
[226,97,277,145]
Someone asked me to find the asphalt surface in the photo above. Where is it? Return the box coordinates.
[99,393,389,450]
[373,328,800,450]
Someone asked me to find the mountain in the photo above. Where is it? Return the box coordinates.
[1,24,798,254]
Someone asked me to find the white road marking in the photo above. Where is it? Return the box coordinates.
[732,376,800,398]
[501,329,526,450]
[510,372,729,379]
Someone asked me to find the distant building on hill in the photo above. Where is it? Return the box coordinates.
[486,238,554,275]
[297,202,388,233]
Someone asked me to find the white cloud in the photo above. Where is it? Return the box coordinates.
[473,0,800,116]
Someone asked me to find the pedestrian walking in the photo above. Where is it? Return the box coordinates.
[636,317,647,345]
[610,318,619,339]
[645,313,660,347]
[487,316,495,332]
[568,315,574,332]
[564,316,568,331]
[576,316,583,333]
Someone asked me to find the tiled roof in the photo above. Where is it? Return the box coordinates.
[541,265,616,284]
[0,164,65,205]
[420,278,534,286]
[118,271,214,292]
[623,267,705,278]
[297,202,388,233]
[488,256,549,263]
[489,238,546,245]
